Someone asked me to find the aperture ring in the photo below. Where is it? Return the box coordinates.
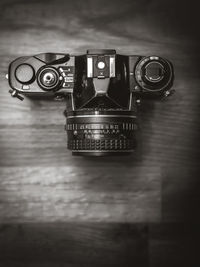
[66,111,137,153]
[66,122,138,131]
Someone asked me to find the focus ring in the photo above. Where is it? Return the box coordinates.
[68,139,135,151]
[65,110,137,155]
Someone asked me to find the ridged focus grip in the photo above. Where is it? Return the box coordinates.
[65,110,137,155]
[68,139,135,151]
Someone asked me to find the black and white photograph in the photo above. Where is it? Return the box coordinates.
[0,0,199,266]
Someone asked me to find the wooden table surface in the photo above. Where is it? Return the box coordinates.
[0,0,199,266]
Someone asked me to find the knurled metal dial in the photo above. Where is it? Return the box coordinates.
[135,56,173,92]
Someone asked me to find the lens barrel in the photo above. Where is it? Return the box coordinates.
[65,110,137,156]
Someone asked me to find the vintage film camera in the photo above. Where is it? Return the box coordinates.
[7,49,174,156]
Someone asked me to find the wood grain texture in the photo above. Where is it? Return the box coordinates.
[149,223,200,267]
[0,223,149,267]
[0,166,161,222]
[0,0,199,265]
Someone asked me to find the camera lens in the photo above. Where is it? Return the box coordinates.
[65,110,137,156]
[37,66,60,91]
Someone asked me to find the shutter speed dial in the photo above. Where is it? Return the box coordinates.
[135,56,173,92]
[37,66,60,91]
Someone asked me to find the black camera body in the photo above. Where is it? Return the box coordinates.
[8,49,174,156]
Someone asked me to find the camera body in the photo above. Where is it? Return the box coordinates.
[8,49,174,156]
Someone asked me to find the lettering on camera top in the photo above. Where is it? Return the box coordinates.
[58,66,74,88]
